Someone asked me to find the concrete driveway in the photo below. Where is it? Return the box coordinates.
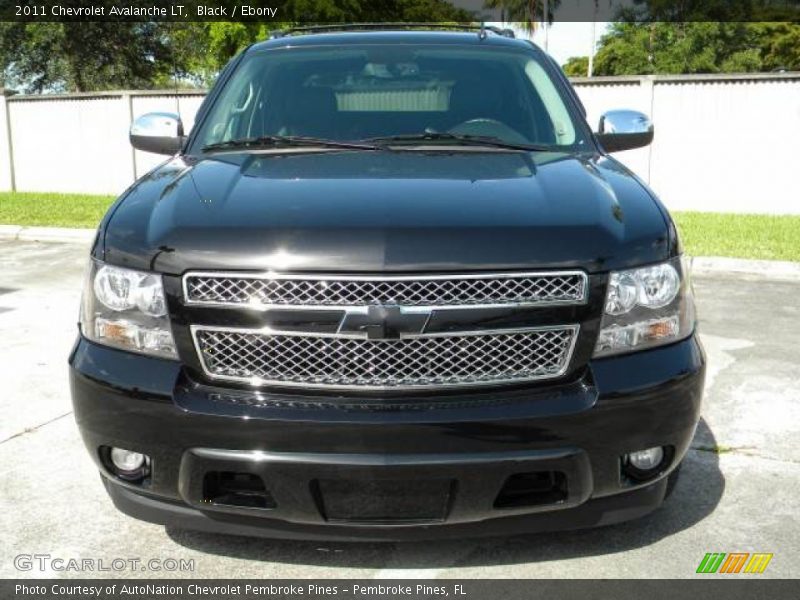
[1,239,798,579]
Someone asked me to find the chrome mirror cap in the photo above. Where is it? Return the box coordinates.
[596,110,654,153]
[130,112,184,155]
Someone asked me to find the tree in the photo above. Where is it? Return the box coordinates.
[166,0,476,87]
[589,0,800,75]
[0,21,182,93]
[750,21,800,71]
[592,21,800,76]
[1,0,478,92]
[163,22,282,88]
[615,0,796,23]
[562,56,589,77]
[483,0,559,34]
[282,0,474,21]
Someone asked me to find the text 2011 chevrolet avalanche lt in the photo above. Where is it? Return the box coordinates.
[70,26,705,540]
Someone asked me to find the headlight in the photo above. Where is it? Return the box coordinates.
[594,257,695,357]
[80,261,177,359]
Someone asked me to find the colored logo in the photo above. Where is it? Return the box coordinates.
[696,553,773,574]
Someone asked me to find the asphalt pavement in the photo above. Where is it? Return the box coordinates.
[1,240,798,579]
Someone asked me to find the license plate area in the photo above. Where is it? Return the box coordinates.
[313,478,455,524]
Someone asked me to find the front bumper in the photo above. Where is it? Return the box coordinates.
[70,334,705,540]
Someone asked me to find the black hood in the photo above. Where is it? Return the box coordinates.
[102,150,670,275]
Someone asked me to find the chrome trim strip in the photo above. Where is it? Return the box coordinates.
[189,447,579,466]
[181,270,589,311]
[191,323,578,340]
[190,324,580,391]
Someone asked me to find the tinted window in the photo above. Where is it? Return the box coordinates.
[192,44,588,150]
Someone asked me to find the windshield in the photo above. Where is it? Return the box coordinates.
[191,44,589,152]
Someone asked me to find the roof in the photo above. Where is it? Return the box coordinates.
[249,29,534,53]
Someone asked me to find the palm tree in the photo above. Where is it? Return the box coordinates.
[483,0,559,35]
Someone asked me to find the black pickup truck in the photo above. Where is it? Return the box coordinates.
[70,26,705,540]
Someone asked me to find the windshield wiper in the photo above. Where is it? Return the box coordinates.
[365,132,549,152]
[202,135,379,153]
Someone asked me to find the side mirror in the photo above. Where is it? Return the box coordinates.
[130,112,184,155]
[596,110,654,153]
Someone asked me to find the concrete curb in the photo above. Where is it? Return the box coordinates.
[690,256,800,280]
[1,225,798,279]
[0,224,96,244]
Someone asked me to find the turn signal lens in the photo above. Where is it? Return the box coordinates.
[94,318,176,357]
[595,316,679,354]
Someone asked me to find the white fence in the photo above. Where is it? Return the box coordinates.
[1,72,798,214]
[572,73,800,214]
[0,91,206,195]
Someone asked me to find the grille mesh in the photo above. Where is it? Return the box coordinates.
[194,327,577,389]
[185,273,586,308]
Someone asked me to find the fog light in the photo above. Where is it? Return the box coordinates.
[622,446,670,483]
[105,447,150,482]
[110,448,145,472]
[627,447,664,471]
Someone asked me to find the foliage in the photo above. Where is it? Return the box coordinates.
[749,21,800,71]
[0,21,179,93]
[175,0,475,86]
[163,22,282,87]
[562,56,589,77]
[593,22,800,76]
[0,0,476,92]
[283,0,474,21]
[589,0,800,75]
[618,0,798,23]
[483,0,559,33]
[3,0,796,90]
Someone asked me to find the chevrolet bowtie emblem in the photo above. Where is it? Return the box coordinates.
[338,305,432,340]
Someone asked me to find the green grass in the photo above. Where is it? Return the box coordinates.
[0,192,798,262]
[0,191,115,229]
[694,444,736,455]
[673,211,800,262]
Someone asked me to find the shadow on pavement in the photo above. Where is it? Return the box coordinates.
[0,287,18,315]
[167,419,724,569]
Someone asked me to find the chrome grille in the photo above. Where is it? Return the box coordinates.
[192,326,578,390]
[184,271,587,309]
